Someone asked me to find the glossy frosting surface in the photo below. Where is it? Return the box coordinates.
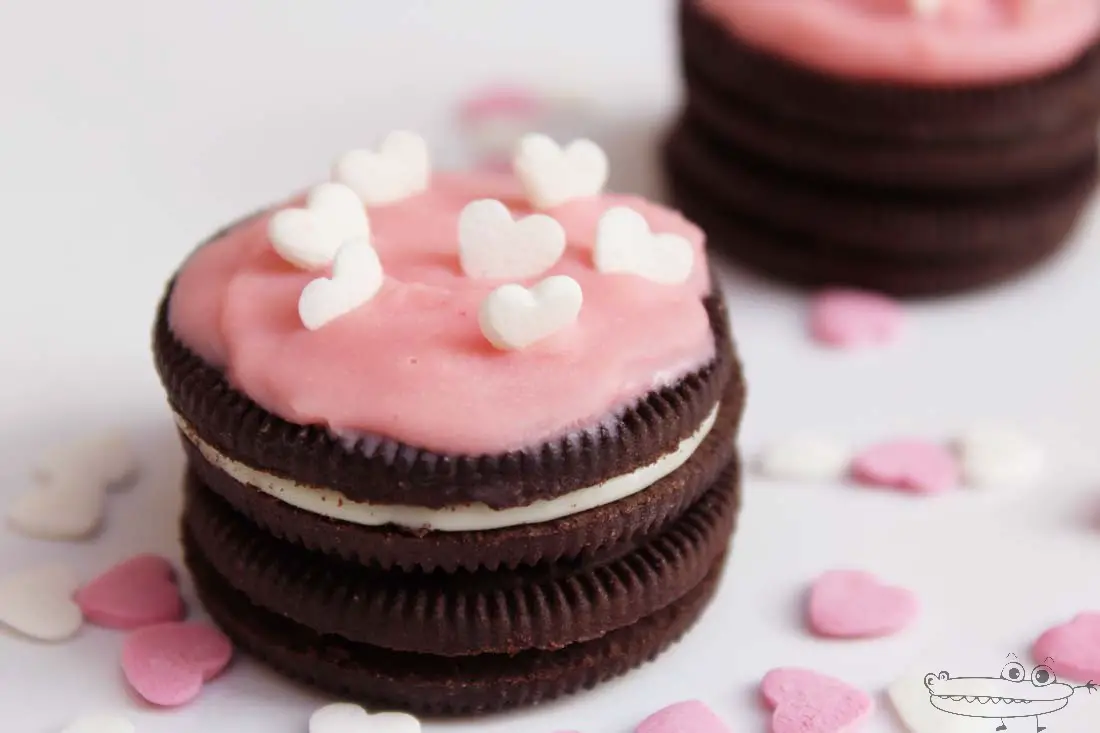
[168,173,714,455]
[697,0,1100,84]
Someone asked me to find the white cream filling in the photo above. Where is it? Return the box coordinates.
[175,406,718,532]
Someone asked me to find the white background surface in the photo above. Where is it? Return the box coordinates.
[1,1,1099,731]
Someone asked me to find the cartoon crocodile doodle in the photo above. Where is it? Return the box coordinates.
[924,658,1096,732]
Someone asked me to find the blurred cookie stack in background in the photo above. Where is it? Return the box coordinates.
[664,0,1100,296]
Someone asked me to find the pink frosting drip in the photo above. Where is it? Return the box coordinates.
[168,173,715,455]
[697,0,1100,85]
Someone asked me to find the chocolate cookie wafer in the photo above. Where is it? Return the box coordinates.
[665,119,1098,259]
[186,532,730,715]
[682,67,1100,191]
[667,163,1082,295]
[183,458,740,656]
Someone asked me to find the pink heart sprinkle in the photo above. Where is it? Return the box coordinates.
[75,554,184,629]
[458,85,544,125]
[636,700,730,733]
[762,668,873,733]
[850,440,960,495]
[121,622,233,707]
[810,289,903,349]
[809,570,919,639]
[1033,612,1100,682]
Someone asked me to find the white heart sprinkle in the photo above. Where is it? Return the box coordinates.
[268,183,370,270]
[909,0,943,17]
[594,206,694,285]
[333,131,431,206]
[7,477,106,540]
[61,713,135,733]
[955,424,1045,488]
[299,238,385,331]
[756,435,851,482]
[0,564,82,642]
[479,275,583,351]
[309,703,421,733]
[458,198,567,279]
[36,430,138,490]
[513,133,608,209]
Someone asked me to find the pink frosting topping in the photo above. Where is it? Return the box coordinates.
[697,0,1100,85]
[168,173,714,455]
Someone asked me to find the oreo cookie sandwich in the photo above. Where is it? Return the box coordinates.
[153,131,746,714]
[665,0,1100,296]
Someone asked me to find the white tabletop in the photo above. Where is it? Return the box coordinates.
[2,1,1099,731]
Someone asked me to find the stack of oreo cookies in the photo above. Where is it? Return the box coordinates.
[154,183,746,714]
[665,0,1100,296]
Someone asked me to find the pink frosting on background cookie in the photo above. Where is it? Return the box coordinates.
[168,173,714,455]
[697,0,1100,85]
